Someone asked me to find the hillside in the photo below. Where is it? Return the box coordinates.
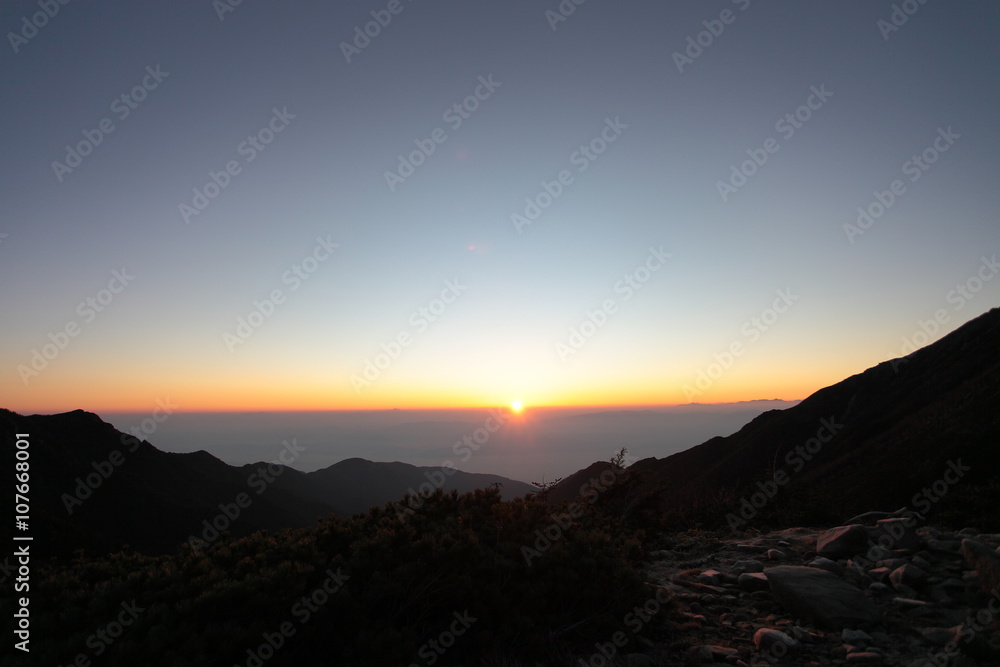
[550,307,1000,527]
[305,457,536,515]
[0,409,534,557]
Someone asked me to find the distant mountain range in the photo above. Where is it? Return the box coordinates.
[0,409,534,557]
[549,307,1000,524]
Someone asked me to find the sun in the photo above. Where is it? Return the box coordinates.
[510,399,524,413]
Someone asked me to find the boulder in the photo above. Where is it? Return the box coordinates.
[697,569,723,585]
[685,644,740,663]
[874,518,921,552]
[765,566,881,629]
[844,510,895,526]
[888,564,928,590]
[738,572,770,593]
[753,627,796,653]
[817,525,869,559]
[733,559,765,573]
[810,556,844,576]
[962,539,1000,594]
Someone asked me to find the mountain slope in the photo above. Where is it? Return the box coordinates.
[551,307,1000,523]
[0,408,342,557]
[0,410,535,557]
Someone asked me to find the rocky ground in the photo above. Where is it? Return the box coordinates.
[626,511,1000,666]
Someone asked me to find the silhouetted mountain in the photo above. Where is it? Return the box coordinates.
[305,457,536,516]
[550,307,1000,525]
[0,409,534,557]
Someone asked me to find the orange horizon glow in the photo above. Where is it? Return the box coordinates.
[5,394,812,416]
[4,376,829,414]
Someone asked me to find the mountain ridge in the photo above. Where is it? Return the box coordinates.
[548,306,1000,526]
[0,409,536,557]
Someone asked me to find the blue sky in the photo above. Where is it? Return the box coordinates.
[2,0,998,412]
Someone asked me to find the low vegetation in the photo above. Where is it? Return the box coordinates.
[5,480,667,666]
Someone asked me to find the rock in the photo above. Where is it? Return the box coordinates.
[810,557,844,576]
[921,626,959,645]
[926,538,962,553]
[845,510,895,526]
[698,569,724,585]
[817,525,869,559]
[685,644,740,663]
[877,558,908,571]
[869,631,892,645]
[753,627,796,653]
[868,567,891,582]
[842,628,873,644]
[767,549,788,561]
[846,651,883,664]
[738,572,770,593]
[962,539,1000,593]
[732,559,765,573]
[875,518,921,552]
[765,566,881,629]
[892,597,931,611]
[864,545,894,562]
[889,564,928,589]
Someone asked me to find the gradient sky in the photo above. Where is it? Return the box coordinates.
[2,1,998,414]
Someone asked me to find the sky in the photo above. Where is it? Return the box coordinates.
[2,1,999,414]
